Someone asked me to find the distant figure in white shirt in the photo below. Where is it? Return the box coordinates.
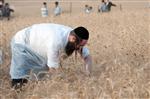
[54,1,61,16]
[41,2,48,17]
[85,5,90,13]
[10,23,92,89]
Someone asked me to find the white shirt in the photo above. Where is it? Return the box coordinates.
[85,9,90,13]
[13,23,90,68]
[54,6,61,16]
[41,7,48,17]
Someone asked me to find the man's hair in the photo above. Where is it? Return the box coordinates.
[43,2,47,5]
[5,3,9,6]
[85,5,88,7]
[55,1,59,6]
[73,26,89,40]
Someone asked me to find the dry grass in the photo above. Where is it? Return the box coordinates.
[0,9,150,99]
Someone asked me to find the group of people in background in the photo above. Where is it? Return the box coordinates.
[0,0,14,20]
[0,0,117,20]
[41,1,61,17]
[84,0,116,14]
[41,0,116,17]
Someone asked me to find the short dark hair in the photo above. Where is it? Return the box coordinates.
[5,3,9,6]
[43,2,46,5]
[85,5,88,7]
[73,26,89,40]
[55,1,59,5]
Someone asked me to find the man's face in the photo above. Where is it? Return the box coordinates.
[65,35,88,56]
[77,40,88,48]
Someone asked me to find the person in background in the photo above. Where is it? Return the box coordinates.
[0,1,3,19]
[89,6,93,13]
[41,2,48,17]
[54,1,61,16]
[0,0,4,8]
[2,3,14,20]
[105,0,116,12]
[98,0,107,12]
[85,5,89,13]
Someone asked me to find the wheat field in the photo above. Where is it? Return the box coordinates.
[0,2,150,98]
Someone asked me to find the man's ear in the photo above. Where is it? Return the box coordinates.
[69,34,77,43]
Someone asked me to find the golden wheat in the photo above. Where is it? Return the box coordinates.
[0,9,150,99]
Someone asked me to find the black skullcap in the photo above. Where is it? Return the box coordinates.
[74,26,89,40]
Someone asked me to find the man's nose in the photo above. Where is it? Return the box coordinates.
[80,40,87,46]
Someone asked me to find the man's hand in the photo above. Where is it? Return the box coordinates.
[49,68,57,74]
[84,55,92,77]
[48,67,65,80]
[49,67,63,75]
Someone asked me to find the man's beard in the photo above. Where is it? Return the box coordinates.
[65,41,76,56]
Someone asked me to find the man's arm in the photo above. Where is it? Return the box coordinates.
[48,66,63,74]
[79,47,92,76]
[111,2,117,7]
[83,55,92,76]
[10,8,14,12]
[47,44,61,74]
